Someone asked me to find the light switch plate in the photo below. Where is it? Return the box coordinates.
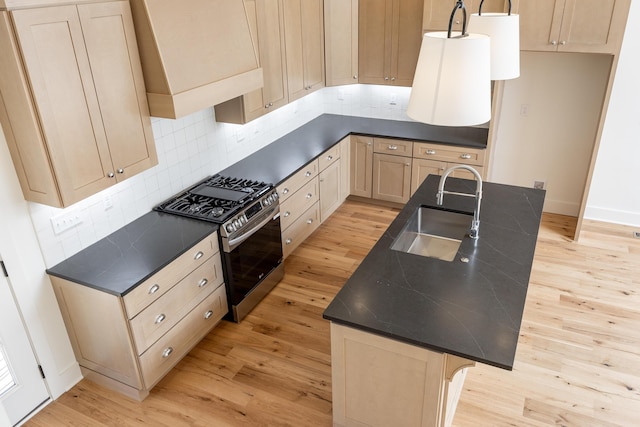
[51,210,83,235]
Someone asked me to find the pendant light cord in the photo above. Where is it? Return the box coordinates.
[447,1,468,38]
[478,0,512,16]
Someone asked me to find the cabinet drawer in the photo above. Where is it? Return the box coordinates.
[139,284,227,389]
[373,138,413,156]
[280,178,319,230]
[130,255,223,355]
[123,232,219,319]
[318,145,340,171]
[413,142,485,166]
[282,202,320,258]
[277,159,319,202]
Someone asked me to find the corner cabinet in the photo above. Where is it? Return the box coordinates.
[282,0,325,101]
[358,0,424,86]
[50,231,227,401]
[214,0,289,124]
[0,1,157,208]
[514,0,631,54]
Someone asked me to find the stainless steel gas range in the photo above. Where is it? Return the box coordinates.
[154,174,283,322]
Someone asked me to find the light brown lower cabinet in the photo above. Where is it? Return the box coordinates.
[411,159,486,196]
[372,152,413,204]
[330,322,475,427]
[50,231,227,401]
[350,136,374,198]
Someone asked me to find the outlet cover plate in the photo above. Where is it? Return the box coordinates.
[51,211,83,235]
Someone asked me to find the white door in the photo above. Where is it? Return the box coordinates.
[0,259,49,426]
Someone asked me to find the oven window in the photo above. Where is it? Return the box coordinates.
[225,216,283,305]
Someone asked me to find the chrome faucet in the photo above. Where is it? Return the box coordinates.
[436,165,483,239]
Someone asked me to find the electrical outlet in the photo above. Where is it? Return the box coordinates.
[390,93,397,105]
[236,128,245,143]
[520,104,530,117]
[533,180,545,190]
[103,195,113,210]
[337,89,345,100]
[51,210,83,235]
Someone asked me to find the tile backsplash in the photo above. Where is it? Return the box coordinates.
[30,84,413,267]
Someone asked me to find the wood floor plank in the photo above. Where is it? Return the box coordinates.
[24,202,640,427]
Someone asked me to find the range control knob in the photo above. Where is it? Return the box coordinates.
[226,224,235,233]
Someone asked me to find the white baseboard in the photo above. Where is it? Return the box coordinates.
[584,205,640,227]
[543,198,580,217]
[47,360,82,400]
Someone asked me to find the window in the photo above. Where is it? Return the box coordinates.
[0,342,16,397]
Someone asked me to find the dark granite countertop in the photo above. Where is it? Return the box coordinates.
[323,175,545,370]
[221,114,488,186]
[46,212,218,296]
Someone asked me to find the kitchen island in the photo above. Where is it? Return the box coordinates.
[323,174,545,426]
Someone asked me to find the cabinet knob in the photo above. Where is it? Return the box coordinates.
[284,211,291,217]
[426,149,436,155]
[148,284,160,295]
[162,347,174,358]
[306,193,313,199]
[198,278,208,288]
[155,314,166,324]
[265,104,270,109]
[460,154,472,159]
[388,145,398,150]
[384,77,389,81]
[194,251,204,260]
[367,142,372,146]
[107,172,115,178]
[551,40,557,46]
[204,310,214,320]
[405,163,410,167]
[560,41,566,46]
[353,75,358,79]
[327,155,333,161]
[285,238,292,245]
[117,168,124,174]
[282,188,289,194]
[306,218,314,225]
[269,102,274,106]
[305,171,312,177]
[391,77,396,81]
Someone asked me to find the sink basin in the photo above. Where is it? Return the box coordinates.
[390,206,471,262]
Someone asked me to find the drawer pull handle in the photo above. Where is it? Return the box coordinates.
[307,218,314,225]
[460,154,472,159]
[282,188,289,194]
[198,278,208,288]
[284,211,291,217]
[285,238,292,245]
[148,284,160,295]
[204,310,214,320]
[305,171,312,177]
[426,150,436,155]
[194,251,204,260]
[162,347,174,358]
[327,155,333,161]
[306,193,312,199]
[388,145,398,150]
[155,314,166,324]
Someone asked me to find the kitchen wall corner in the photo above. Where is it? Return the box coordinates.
[29,85,413,267]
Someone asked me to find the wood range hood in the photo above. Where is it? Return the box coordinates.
[129,0,263,119]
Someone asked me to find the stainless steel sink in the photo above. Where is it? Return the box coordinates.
[391,206,471,262]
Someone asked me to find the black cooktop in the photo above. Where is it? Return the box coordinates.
[154,175,272,223]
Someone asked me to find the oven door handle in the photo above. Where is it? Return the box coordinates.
[227,206,280,250]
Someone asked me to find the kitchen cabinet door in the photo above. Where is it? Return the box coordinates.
[0,2,156,207]
[324,0,359,86]
[215,0,289,124]
[359,0,423,86]
[516,0,630,54]
[283,0,325,101]
[350,136,374,198]
[411,158,484,196]
[373,152,412,204]
[319,159,342,222]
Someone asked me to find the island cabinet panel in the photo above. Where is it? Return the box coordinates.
[282,0,325,102]
[514,0,631,54]
[359,0,423,86]
[0,2,156,208]
[324,0,359,86]
[214,0,289,124]
[350,136,374,198]
[331,323,472,427]
[50,230,227,401]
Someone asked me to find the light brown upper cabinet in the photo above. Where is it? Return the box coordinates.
[513,0,631,54]
[359,0,424,86]
[324,0,359,86]
[129,0,263,119]
[0,2,156,208]
[214,0,289,124]
[282,0,325,102]
[423,0,511,32]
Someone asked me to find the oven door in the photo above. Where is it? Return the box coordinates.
[222,204,284,321]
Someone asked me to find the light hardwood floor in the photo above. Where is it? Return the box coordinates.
[25,200,640,426]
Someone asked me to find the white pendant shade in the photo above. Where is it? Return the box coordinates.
[468,13,520,80]
[407,32,491,127]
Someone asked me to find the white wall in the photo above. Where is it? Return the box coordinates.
[585,0,640,226]
[489,51,612,216]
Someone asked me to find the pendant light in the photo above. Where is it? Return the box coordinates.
[468,0,520,80]
[407,1,491,127]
